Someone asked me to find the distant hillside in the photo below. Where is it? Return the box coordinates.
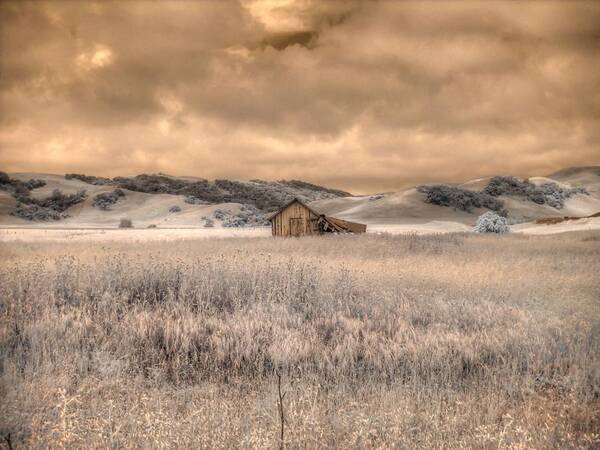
[1,167,599,229]
[64,173,350,211]
[547,166,600,179]
[311,166,600,225]
[0,171,351,228]
[545,166,600,196]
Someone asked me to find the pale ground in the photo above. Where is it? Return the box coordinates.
[2,216,600,243]
[0,227,271,243]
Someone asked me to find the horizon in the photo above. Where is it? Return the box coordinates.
[1,1,600,193]
[4,164,597,196]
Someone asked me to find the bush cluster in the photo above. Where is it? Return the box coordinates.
[473,211,510,233]
[274,179,350,197]
[211,204,270,227]
[184,196,208,205]
[113,174,190,194]
[93,189,126,210]
[12,189,87,221]
[482,176,588,209]
[12,203,66,221]
[0,171,46,197]
[109,174,349,212]
[36,189,88,212]
[417,185,505,214]
[419,176,589,214]
[2,172,85,221]
[58,173,351,213]
[214,179,350,212]
[65,173,113,185]
[119,218,133,228]
[24,178,46,190]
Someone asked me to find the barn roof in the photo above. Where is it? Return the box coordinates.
[267,197,323,220]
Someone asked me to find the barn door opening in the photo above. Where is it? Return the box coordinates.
[289,218,303,237]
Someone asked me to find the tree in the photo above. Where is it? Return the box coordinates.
[473,211,510,233]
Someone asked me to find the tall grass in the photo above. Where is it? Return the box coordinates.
[1,232,599,448]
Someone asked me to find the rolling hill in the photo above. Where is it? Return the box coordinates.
[310,166,600,226]
[0,172,350,228]
[1,167,599,231]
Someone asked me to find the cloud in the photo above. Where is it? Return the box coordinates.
[76,44,114,71]
[260,30,318,50]
[0,0,599,193]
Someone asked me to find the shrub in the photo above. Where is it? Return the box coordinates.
[12,203,66,221]
[184,196,207,205]
[10,189,87,221]
[214,204,270,228]
[65,173,113,185]
[537,182,588,209]
[0,171,10,184]
[483,176,588,209]
[119,218,133,228]
[417,185,505,213]
[0,172,42,197]
[222,216,246,227]
[213,208,227,220]
[482,176,530,197]
[169,205,181,213]
[13,183,31,196]
[277,179,350,197]
[93,189,125,210]
[24,179,46,190]
[114,174,188,194]
[39,189,87,212]
[473,211,510,233]
[421,176,590,214]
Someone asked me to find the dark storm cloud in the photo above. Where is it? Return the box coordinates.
[0,0,599,193]
[260,31,318,50]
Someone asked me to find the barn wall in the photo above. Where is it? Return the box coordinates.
[271,201,319,236]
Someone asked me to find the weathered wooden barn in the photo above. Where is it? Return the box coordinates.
[269,198,367,237]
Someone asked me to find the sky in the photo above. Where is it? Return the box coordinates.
[0,0,599,194]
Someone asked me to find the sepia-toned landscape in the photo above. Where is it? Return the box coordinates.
[2,1,600,448]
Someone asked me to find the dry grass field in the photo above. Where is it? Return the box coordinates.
[1,232,599,449]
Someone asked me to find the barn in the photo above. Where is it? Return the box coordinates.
[268,198,367,237]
